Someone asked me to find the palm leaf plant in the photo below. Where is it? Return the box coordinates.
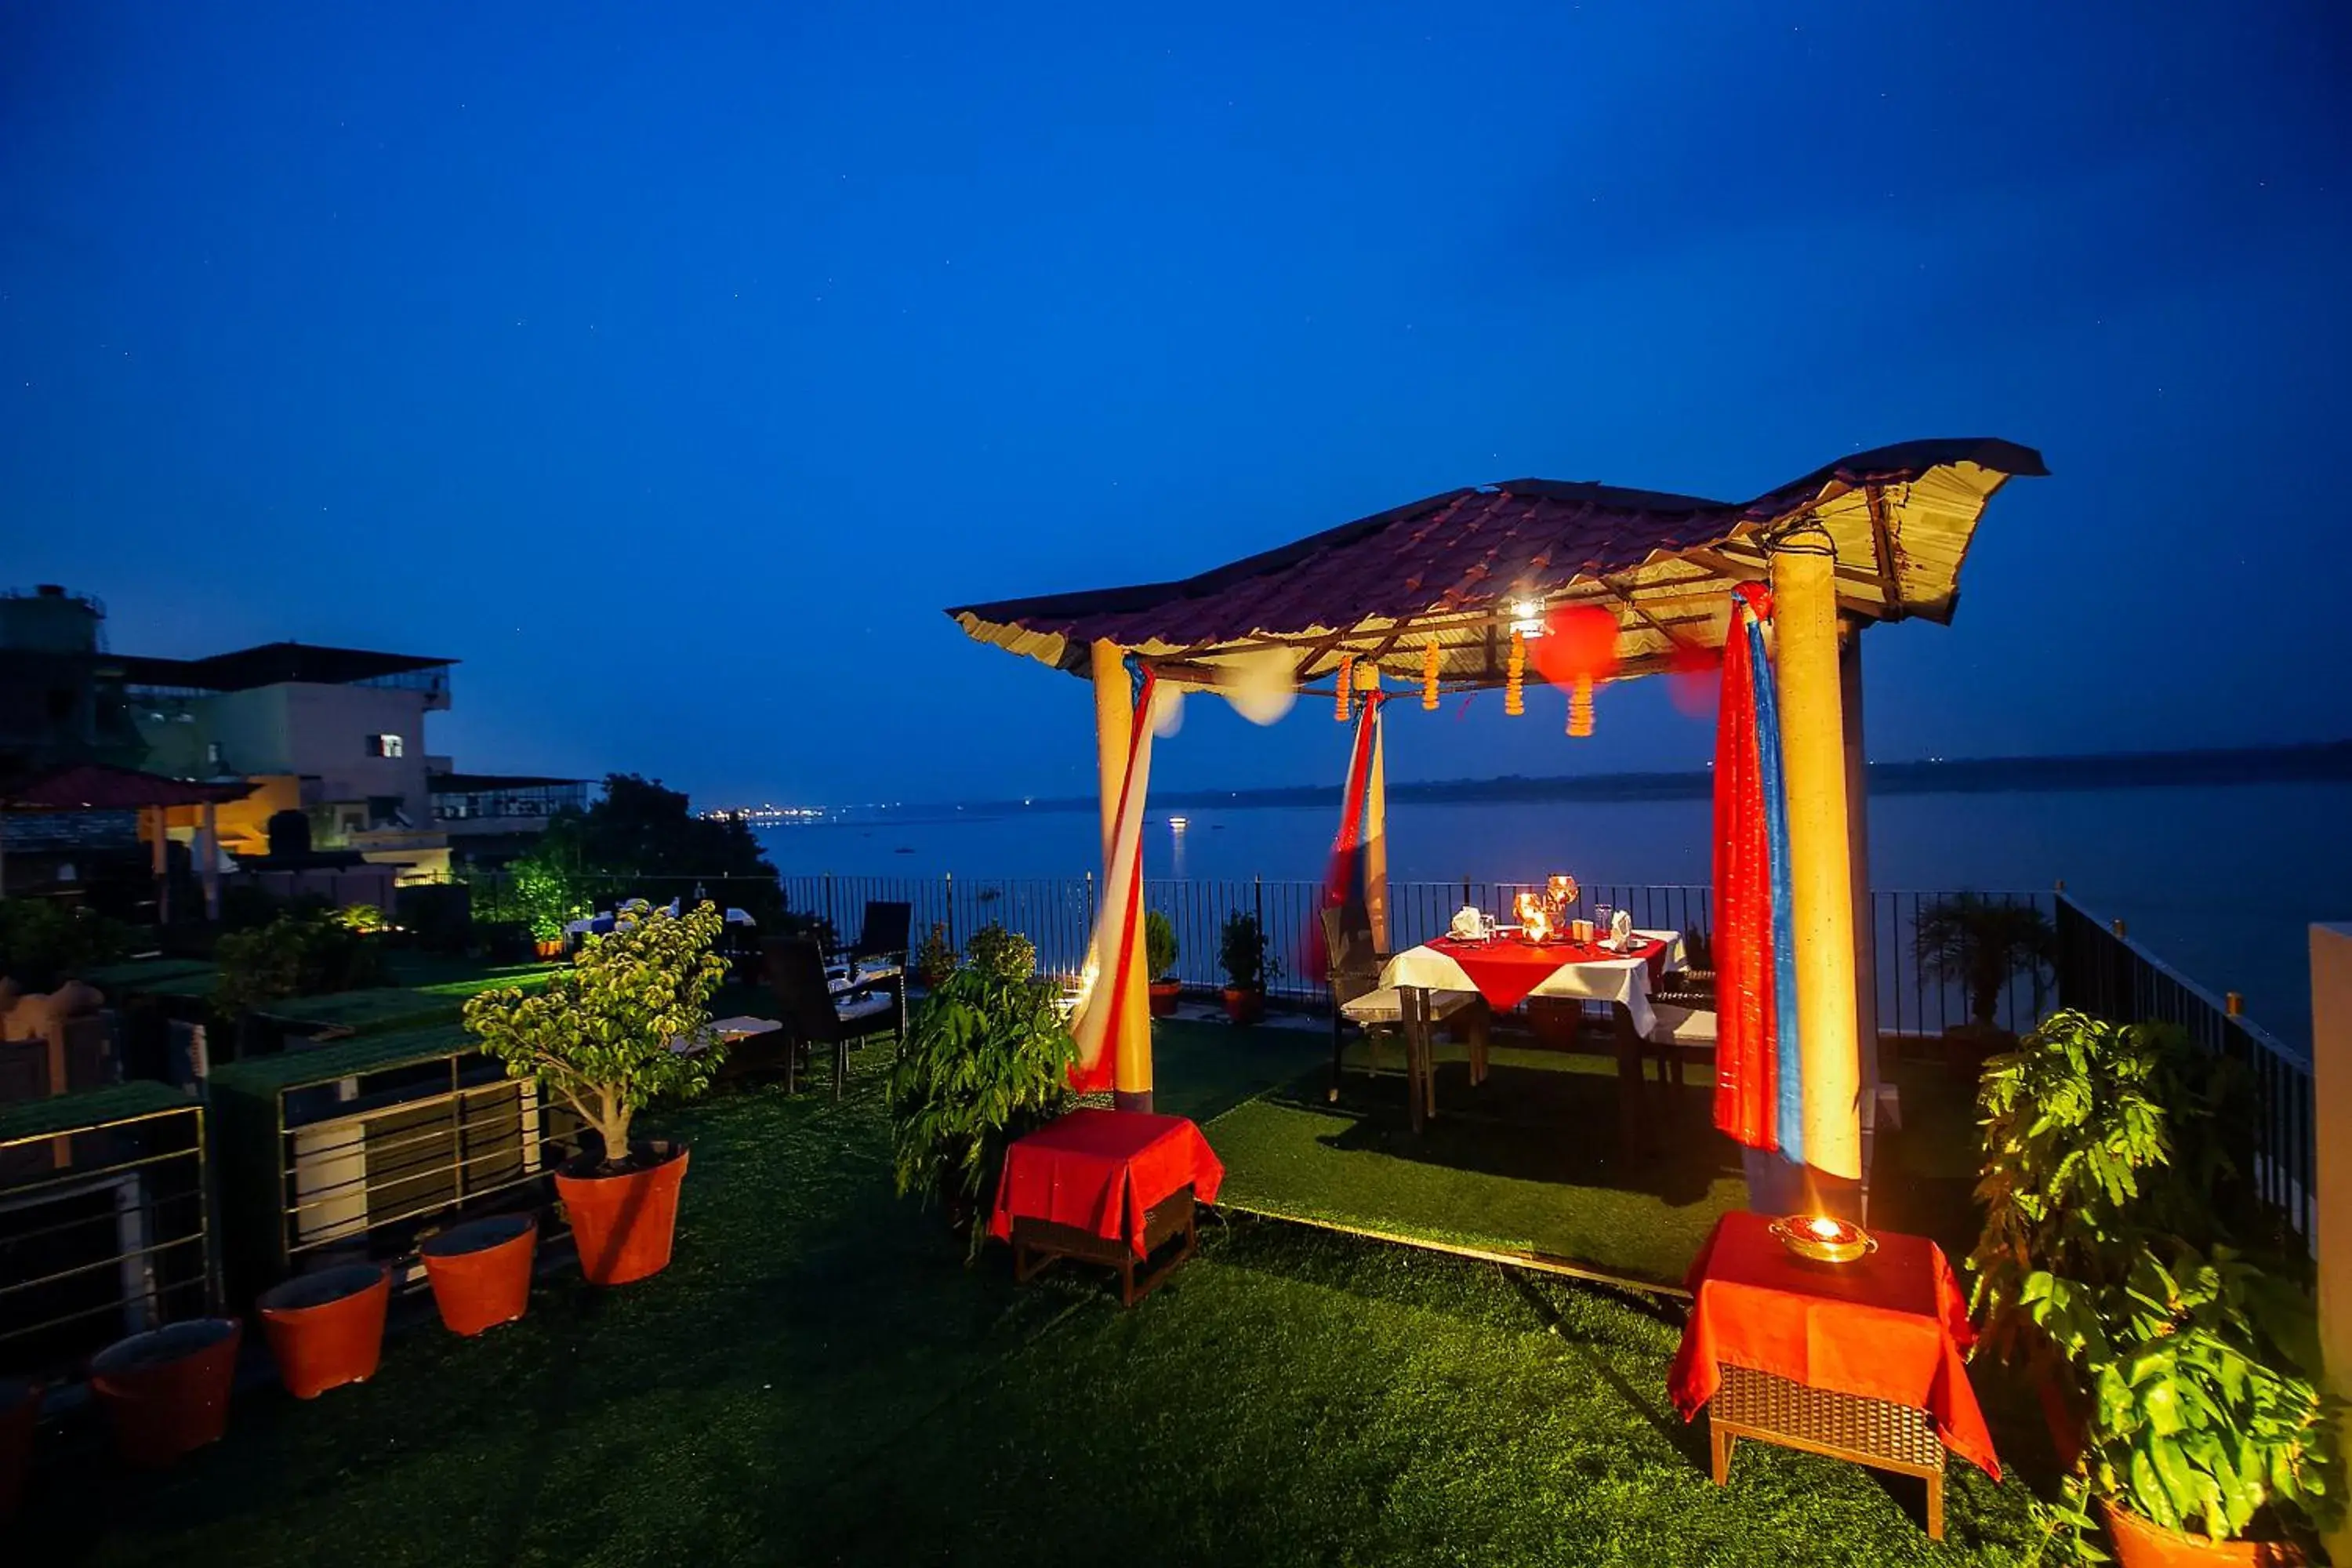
[1915,892,2055,1033]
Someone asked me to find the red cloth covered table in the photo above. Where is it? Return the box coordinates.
[1421,933,1672,1011]
[987,1109,1225,1258]
[1668,1210,1999,1478]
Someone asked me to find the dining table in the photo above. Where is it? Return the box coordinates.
[1377,927,1686,1142]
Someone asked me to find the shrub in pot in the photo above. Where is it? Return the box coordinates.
[964,921,1036,982]
[465,902,728,1287]
[1970,1010,2339,1563]
[914,923,956,989]
[89,1318,241,1468]
[256,1262,391,1399]
[886,959,1075,1256]
[1914,891,2054,1057]
[1145,910,1181,1018]
[1218,911,1276,1024]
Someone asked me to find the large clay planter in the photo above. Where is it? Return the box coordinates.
[556,1142,688,1287]
[257,1263,390,1399]
[0,1377,38,1520]
[1221,987,1265,1025]
[1148,981,1181,1018]
[89,1318,241,1468]
[420,1214,538,1335]
[2100,1501,2307,1567]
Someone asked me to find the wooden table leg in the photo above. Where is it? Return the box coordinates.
[1711,1421,1735,1484]
[1468,1004,1490,1087]
[1613,1006,1646,1152]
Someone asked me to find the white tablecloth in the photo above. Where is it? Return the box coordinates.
[1379,929,1685,1039]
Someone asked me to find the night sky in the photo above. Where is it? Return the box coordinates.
[5,2,2347,807]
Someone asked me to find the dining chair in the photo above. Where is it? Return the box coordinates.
[831,901,913,976]
[1319,906,1483,1117]
[764,938,901,1101]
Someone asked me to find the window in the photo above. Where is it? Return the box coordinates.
[366,733,405,758]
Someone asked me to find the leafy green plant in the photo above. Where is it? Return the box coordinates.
[463,902,728,1168]
[0,898,130,991]
[913,922,956,987]
[503,850,590,944]
[336,902,387,933]
[1971,1009,2335,1554]
[1219,911,1276,991]
[964,922,1036,983]
[1145,910,1178,983]
[1915,893,2055,1032]
[212,908,390,1018]
[886,964,1075,1256]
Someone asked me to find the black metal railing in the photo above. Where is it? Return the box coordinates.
[2054,892,2314,1245]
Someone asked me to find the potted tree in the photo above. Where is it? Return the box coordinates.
[464,902,728,1287]
[1145,911,1181,1018]
[1218,911,1276,1025]
[1914,892,2055,1057]
[1971,1011,2339,1564]
[885,939,1074,1253]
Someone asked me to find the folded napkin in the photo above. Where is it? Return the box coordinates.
[1611,909,1634,946]
[1448,906,1487,940]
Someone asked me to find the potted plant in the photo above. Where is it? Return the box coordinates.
[464,902,728,1287]
[1972,1011,2339,1564]
[1915,892,2055,1056]
[1145,911,1181,1018]
[420,1213,538,1336]
[886,950,1075,1254]
[256,1262,391,1399]
[1218,911,1276,1025]
[89,1318,242,1468]
[914,922,956,989]
[964,921,1036,982]
[0,1377,37,1520]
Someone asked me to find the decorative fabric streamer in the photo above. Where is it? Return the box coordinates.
[1070,666,1158,1092]
[1305,693,1381,979]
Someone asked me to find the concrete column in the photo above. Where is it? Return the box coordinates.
[1769,532,1864,1186]
[1090,640,1152,1111]
[199,800,222,923]
[2314,922,2352,1567]
[1841,621,1884,1196]
[1364,707,1390,953]
[149,806,172,926]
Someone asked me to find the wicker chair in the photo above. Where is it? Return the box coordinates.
[831,901,912,975]
[1319,906,1482,1120]
[1644,956,1719,1090]
[764,938,901,1100]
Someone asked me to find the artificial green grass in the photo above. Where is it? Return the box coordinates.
[28,1036,2046,1567]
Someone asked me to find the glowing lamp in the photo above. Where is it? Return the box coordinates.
[1532,605,1621,737]
[1512,891,1552,943]
[1769,1214,1875,1265]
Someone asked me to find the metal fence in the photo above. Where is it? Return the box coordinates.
[0,1092,212,1380]
[2054,893,2314,1245]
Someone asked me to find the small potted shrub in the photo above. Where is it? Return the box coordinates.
[464,902,728,1287]
[1145,910,1181,1018]
[255,1262,391,1399]
[1915,892,2054,1059]
[914,923,956,989]
[1218,911,1276,1025]
[887,950,1074,1252]
[1972,1010,2339,1564]
[89,1318,242,1468]
[964,921,1036,982]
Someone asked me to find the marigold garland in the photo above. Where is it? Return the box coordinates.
[1569,677,1595,736]
[1421,638,1439,710]
[1334,655,1354,721]
[1504,631,1526,717]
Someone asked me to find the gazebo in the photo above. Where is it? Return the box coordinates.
[0,762,256,920]
[947,437,2046,1196]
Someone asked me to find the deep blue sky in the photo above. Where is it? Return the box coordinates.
[5,2,2347,807]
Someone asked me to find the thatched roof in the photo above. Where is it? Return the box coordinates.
[948,437,2046,690]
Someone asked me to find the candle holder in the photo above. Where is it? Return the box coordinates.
[1769,1214,1876,1265]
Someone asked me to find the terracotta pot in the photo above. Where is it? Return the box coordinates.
[421,1214,538,1335]
[556,1142,689,1286]
[1148,981,1181,1018]
[257,1263,390,1399]
[89,1318,241,1468]
[2100,1500,2307,1567]
[0,1377,37,1520]
[1221,987,1265,1025]
[535,938,564,959]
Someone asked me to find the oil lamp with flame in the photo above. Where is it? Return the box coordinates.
[1512,891,1552,944]
[1544,874,1578,929]
[1769,1213,1875,1265]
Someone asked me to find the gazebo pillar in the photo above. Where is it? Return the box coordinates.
[1364,711,1390,952]
[148,805,172,925]
[1841,619,1883,1204]
[1090,639,1152,1111]
[198,800,222,924]
[1769,533,1864,1196]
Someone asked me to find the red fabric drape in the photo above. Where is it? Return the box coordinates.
[1711,585,1777,1149]
[1305,695,1381,978]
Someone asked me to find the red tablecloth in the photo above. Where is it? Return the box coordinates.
[986,1109,1225,1258]
[1425,934,1670,1011]
[1668,1210,2000,1478]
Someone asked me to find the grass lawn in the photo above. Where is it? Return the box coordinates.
[23,1025,2049,1567]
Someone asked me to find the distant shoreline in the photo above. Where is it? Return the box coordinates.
[761,739,2352,825]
